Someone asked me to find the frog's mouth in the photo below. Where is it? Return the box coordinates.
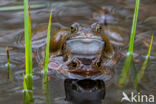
[66,38,104,59]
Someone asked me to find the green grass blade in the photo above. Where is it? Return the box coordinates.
[28,5,33,78]
[24,0,33,90]
[128,0,140,53]
[134,35,153,89]
[23,1,33,102]
[24,0,30,75]
[0,4,48,11]
[43,8,53,83]
[119,0,140,85]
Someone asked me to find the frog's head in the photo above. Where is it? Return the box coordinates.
[66,57,104,76]
[65,22,113,59]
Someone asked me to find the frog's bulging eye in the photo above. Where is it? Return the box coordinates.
[95,60,101,67]
[70,26,77,33]
[70,23,79,33]
[96,24,102,33]
[72,59,79,67]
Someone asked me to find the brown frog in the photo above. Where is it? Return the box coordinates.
[48,23,118,79]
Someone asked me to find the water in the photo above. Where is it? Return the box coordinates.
[0,0,156,104]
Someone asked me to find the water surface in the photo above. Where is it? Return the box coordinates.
[0,0,156,104]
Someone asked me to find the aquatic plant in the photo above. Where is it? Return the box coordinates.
[24,0,33,90]
[134,35,153,90]
[119,0,140,85]
[43,9,53,83]
[0,4,48,11]
[6,46,13,81]
[43,83,51,104]
[23,73,32,104]
[23,0,33,103]
[42,9,52,104]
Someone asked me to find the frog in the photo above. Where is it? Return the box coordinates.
[48,22,120,80]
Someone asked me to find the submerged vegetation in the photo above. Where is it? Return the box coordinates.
[23,72,32,104]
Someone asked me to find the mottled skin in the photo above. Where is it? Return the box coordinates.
[49,23,116,77]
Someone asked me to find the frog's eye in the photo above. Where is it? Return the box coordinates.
[96,24,102,33]
[71,59,80,67]
[70,23,79,33]
[70,26,77,33]
[95,60,101,67]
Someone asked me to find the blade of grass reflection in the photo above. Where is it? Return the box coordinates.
[23,73,31,104]
[131,61,137,81]
[119,54,132,85]
[134,35,153,90]
[43,83,51,104]
[119,0,140,85]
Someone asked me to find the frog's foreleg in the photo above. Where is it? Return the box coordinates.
[101,33,114,60]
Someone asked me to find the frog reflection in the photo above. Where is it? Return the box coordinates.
[49,23,117,79]
[64,79,105,104]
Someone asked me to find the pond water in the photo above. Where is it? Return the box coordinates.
[0,0,156,104]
